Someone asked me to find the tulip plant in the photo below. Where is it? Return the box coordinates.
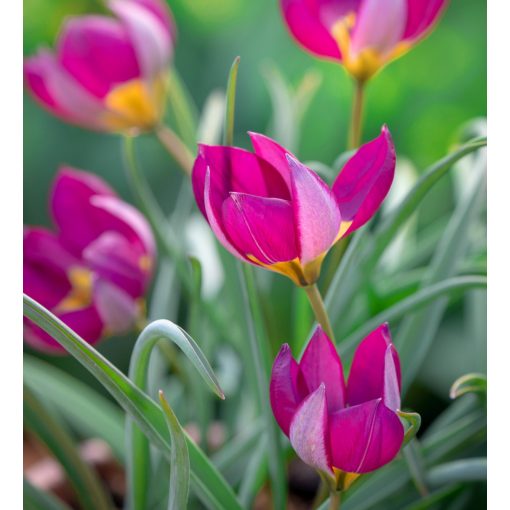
[23,0,486,509]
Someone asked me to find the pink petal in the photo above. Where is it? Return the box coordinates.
[351,0,407,57]
[24,50,107,129]
[289,384,333,475]
[248,132,294,189]
[270,344,300,436]
[222,193,298,264]
[280,0,342,61]
[109,0,172,79]
[403,0,448,42]
[128,0,177,39]
[298,327,346,412]
[287,155,341,264]
[346,323,401,411]
[93,279,141,333]
[83,232,151,298]
[329,398,404,473]
[57,16,140,98]
[332,126,395,236]
[24,228,75,309]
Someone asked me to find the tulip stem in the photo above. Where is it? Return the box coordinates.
[347,79,365,150]
[304,284,336,343]
[155,123,195,175]
[329,491,342,510]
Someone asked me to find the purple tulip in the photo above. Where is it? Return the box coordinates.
[24,168,156,353]
[270,324,404,483]
[24,0,175,132]
[280,0,448,81]
[192,127,395,286]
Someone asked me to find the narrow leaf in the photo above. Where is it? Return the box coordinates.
[399,411,422,447]
[450,373,487,400]
[159,390,190,510]
[427,458,487,488]
[23,478,72,510]
[223,56,240,146]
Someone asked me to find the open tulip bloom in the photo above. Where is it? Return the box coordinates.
[270,323,406,490]
[192,126,395,286]
[24,0,175,132]
[24,168,156,352]
[280,0,448,82]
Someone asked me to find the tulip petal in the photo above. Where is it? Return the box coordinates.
[298,327,346,412]
[289,384,333,475]
[280,0,342,60]
[93,279,141,334]
[347,323,401,410]
[109,0,172,78]
[129,0,177,38]
[24,51,107,129]
[83,232,150,297]
[403,0,448,41]
[329,398,404,473]
[351,0,407,57]
[57,16,140,98]
[270,344,301,436]
[332,126,395,236]
[222,193,298,264]
[287,155,341,264]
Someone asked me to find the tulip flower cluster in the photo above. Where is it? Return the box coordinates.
[21,0,459,506]
[24,168,155,352]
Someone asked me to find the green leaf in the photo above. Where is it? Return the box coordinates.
[450,373,487,400]
[126,319,225,510]
[23,294,243,510]
[401,484,462,510]
[23,386,112,510]
[223,56,240,146]
[338,276,486,358]
[24,355,125,460]
[427,458,487,488]
[23,478,72,510]
[198,90,226,145]
[402,439,429,498]
[399,411,422,447]
[159,390,190,510]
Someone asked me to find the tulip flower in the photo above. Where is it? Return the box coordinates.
[270,323,404,489]
[24,168,156,352]
[280,0,448,82]
[192,127,395,286]
[24,0,175,132]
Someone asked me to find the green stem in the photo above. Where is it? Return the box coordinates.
[237,263,287,510]
[329,491,342,510]
[155,123,195,176]
[347,79,365,150]
[304,284,336,342]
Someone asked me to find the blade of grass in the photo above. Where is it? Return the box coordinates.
[23,386,112,510]
[126,319,224,510]
[23,294,243,510]
[223,56,240,146]
[23,478,72,510]
[159,390,191,510]
[24,356,125,460]
[426,458,486,488]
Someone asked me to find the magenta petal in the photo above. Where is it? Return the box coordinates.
[248,132,294,188]
[280,0,342,61]
[270,344,300,436]
[347,323,401,411]
[329,398,404,473]
[222,193,298,264]
[332,126,396,236]
[93,279,140,333]
[351,0,407,56]
[57,16,140,98]
[24,51,107,129]
[298,327,346,412]
[109,0,172,78]
[403,0,448,41]
[289,384,333,475]
[287,155,341,264]
[83,232,150,297]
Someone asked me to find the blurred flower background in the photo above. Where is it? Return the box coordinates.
[23,0,486,507]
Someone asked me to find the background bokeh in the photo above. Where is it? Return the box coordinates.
[24,0,487,456]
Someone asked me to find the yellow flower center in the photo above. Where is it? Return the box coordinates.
[56,267,94,312]
[103,76,166,132]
